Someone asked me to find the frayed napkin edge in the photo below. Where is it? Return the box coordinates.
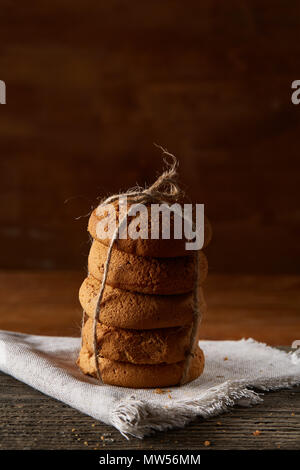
[111,374,300,439]
[111,338,300,439]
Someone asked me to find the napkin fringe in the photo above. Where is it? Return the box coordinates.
[111,381,262,439]
[111,384,261,439]
[111,374,300,439]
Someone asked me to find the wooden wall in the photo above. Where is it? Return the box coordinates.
[1,1,300,273]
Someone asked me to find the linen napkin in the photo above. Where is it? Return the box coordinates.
[0,329,299,438]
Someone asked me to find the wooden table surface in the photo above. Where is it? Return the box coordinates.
[0,370,299,450]
[0,271,299,449]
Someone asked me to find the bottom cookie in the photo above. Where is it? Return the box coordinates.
[77,345,205,388]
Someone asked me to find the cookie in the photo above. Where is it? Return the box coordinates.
[77,345,205,388]
[88,202,212,258]
[88,240,208,295]
[80,275,206,329]
[82,317,200,364]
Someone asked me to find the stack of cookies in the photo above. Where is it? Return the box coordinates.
[77,202,211,388]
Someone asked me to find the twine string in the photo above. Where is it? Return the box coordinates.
[92,211,132,381]
[179,250,200,385]
[89,150,202,384]
[81,310,86,348]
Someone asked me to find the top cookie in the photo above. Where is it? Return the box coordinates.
[88,201,212,258]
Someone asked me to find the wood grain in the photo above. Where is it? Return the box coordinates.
[0,368,299,450]
[0,271,299,345]
[1,1,300,273]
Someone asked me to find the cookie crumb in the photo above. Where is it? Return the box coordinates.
[154,388,165,394]
[71,428,76,432]
[204,440,211,447]
[217,421,222,425]
[253,430,261,436]
[168,393,172,399]
[291,412,295,416]
[223,357,228,361]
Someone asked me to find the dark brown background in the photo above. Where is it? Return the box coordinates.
[1,1,300,274]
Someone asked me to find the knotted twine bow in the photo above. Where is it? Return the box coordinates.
[89,149,202,386]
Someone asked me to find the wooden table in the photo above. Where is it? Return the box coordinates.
[0,369,299,450]
[0,271,299,449]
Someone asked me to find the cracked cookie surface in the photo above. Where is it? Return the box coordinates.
[79,274,206,329]
[88,240,208,295]
[82,317,200,364]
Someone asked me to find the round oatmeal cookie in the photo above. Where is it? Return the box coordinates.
[88,201,212,258]
[88,240,208,295]
[82,317,200,364]
[77,345,205,388]
[79,275,206,329]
